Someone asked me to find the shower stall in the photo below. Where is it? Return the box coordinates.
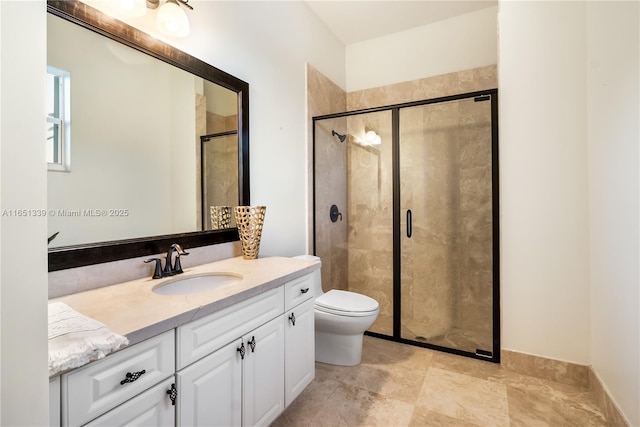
[313,89,499,361]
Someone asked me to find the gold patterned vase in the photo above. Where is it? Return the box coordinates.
[210,206,232,230]
[234,206,266,259]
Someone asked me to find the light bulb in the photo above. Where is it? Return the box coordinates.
[156,0,190,37]
[363,131,382,145]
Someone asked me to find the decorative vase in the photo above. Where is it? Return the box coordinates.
[234,206,266,259]
[210,206,231,230]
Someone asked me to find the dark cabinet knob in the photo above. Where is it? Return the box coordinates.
[167,383,177,406]
[237,342,246,359]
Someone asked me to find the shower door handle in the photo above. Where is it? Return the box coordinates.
[406,209,412,238]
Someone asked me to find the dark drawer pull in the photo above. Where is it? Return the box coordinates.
[289,312,296,326]
[120,370,146,385]
[248,336,256,352]
[300,287,310,294]
[167,383,177,406]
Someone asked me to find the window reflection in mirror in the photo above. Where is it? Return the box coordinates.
[47,13,240,247]
[46,65,71,172]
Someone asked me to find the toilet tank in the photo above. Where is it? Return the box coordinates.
[293,255,323,296]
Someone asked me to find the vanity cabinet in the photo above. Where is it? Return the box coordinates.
[284,297,315,406]
[242,316,285,426]
[176,316,285,427]
[56,271,316,427]
[176,287,286,427]
[50,376,61,427]
[176,287,284,370]
[61,330,175,426]
[283,274,315,406]
[83,378,175,426]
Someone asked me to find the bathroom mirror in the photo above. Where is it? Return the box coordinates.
[47,0,249,271]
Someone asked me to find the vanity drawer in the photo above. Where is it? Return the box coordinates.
[177,286,284,370]
[285,274,314,311]
[62,330,175,427]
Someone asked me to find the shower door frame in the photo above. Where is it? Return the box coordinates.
[312,88,500,363]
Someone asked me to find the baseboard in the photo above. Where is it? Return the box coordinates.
[588,367,631,427]
[501,349,630,426]
[501,349,589,388]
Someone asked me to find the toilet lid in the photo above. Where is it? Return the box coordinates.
[315,290,379,314]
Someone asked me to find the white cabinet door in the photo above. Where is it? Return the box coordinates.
[177,339,242,427]
[284,298,315,407]
[84,378,175,427]
[242,316,285,427]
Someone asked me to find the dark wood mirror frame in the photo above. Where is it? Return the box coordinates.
[47,0,250,272]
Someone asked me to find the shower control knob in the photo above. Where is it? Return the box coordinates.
[330,205,342,223]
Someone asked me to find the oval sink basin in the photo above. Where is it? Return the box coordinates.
[152,272,243,295]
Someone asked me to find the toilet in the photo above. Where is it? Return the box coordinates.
[294,255,379,366]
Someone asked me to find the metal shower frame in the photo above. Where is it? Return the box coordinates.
[312,88,501,363]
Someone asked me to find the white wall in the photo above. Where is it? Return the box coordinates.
[84,0,346,257]
[169,66,199,233]
[0,1,49,425]
[500,1,640,424]
[587,2,639,425]
[498,1,591,364]
[345,6,498,91]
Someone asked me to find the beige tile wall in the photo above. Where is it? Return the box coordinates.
[347,65,497,111]
[306,64,348,293]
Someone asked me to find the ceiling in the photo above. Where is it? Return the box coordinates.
[305,0,497,45]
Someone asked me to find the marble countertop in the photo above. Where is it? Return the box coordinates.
[50,256,320,347]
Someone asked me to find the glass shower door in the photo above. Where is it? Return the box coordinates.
[313,111,394,336]
[399,95,495,356]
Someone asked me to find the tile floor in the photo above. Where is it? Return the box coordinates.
[273,336,608,427]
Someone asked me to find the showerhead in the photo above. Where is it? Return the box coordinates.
[331,130,347,143]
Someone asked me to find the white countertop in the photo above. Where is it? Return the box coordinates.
[50,256,320,347]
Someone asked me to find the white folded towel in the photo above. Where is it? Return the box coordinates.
[48,302,128,376]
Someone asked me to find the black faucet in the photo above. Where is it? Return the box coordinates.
[163,243,189,276]
[145,243,190,279]
[144,258,163,279]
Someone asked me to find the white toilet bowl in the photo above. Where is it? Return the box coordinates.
[293,255,380,366]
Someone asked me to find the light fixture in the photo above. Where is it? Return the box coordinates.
[155,0,191,37]
[359,130,382,146]
[117,0,193,38]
